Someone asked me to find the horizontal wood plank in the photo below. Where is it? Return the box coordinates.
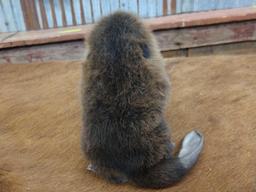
[1,39,256,64]
[156,20,256,51]
[0,40,85,64]
[188,41,256,56]
[162,41,256,58]
[146,6,256,30]
[1,7,256,49]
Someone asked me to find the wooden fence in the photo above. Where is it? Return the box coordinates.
[0,0,256,32]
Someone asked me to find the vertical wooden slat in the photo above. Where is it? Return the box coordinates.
[175,0,181,13]
[109,0,119,13]
[198,0,209,11]
[82,0,93,23]
[50,0,57,27]
[10,0,18,30]
[44,0,54,28]
[99,0,103,16]
[182,0,193,12]
[127,0,130,10]
[137,0,139,15]
[89,0,94,22]
[53,0,62,26]
[163,0,168,15]
[2,0,18,31]
[210,0,216,10]
[91,0,101,22]
[20,0,40,30]
[156,0,163,16]
[20,0,30,30]
[38,0,49,29]
[72,0,82,25]
[148,0,156,17]
[216,0,221,10]
[12,0,26,31]
[240,0,252,7]
[79,0,86,24]
[0,0,8,32]
[101,1,110,16]
[70,0,77,25]
[63,0,72,26]
[193,0,199,11]
[128,0,137,14]
[155,0,158,16]
[108,0,112,12]
[35,0,43,29]
[59,0,67,26]
[146,0,149,17]
[171,0,176,14]
[30,0,40,29]
[138,0,147,18]
[20,0,29,30]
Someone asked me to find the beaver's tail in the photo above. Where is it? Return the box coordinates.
[131,131,204,189]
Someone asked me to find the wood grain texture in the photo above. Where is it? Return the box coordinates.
[50,0,58,28]
[0,24,92,50]
[188,41,256,56]
[2,39,256,64]
[20,0,40,30]
[162,41,256,58]
[39,0,49,29]
[0,0,17,32]
[1,7,256,49]
[136,0,140,15]
[59,0,67,27]
[0,32,17,42]
[89,0,95,22]
[1,19,255,54]
[79,0,86,24]
[29,0,40,30]
[155,20,256,51]
[0,55,255,191]
[171,0,176,14]
[0,0,8,32]
[70,0,77,25]
[0,41,85,64]
[145,7,256,31]
[163,0,168,16]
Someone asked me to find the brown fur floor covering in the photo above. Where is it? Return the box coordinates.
[0,55,255,192]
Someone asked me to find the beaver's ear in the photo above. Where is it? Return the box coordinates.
[139,43,150,58]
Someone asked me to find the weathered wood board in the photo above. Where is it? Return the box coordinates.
[0,41,85,64]
[1,7,256,49]
[1,20,256,64]
[155,20,256,51]
[188,41,256,56]
[162,41,256,57]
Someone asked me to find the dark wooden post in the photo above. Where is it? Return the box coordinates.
[50,0,57,28]
[163,0,168,16]
[20,0,40,30]
[171,0,176,14]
